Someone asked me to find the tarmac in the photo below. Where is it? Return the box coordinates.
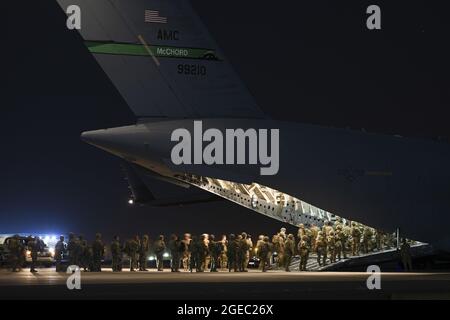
[0,268,449,299]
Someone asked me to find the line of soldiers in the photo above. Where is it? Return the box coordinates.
[3,235,46,272]
[53,233,105,272]
[108,233,253,273]
[107,232,254,273]
[5,221,413,273]
[266,221,401,271]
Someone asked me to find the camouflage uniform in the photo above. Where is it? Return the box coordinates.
[168,234,181,272]
[126,237,139,271]
[8,235,23,272]
[110,236,122,272]
[334,228,344,261]
[350,223,361,256]
[259,236,272,272]
[67,233,80,266]
[245,234,253,272]
[92,233,104,272]
[375,230,383,251]
[400,240,413,271]
[235,234,244,272]
[227,234,238,272]
[78,236,88,271]
[273,234,285,269]
[284,234,295,272]
[198,234,209,272]
[27,236,39,273]
[362,227,373,254]
[181,234,191,271]
[327,231,336,263]
[155,235,166,271]
[208,235,219,272]
[310,225,320,250]
[54,236,66,272]
[139,235,149,271]
[219,235,228,271]
[189,236,201,272]
[315,232,327,266]
[298,235,310,271]
[323,220,334,237]
[237,233,250,272]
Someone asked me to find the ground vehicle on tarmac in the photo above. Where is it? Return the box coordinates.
[0,236,54,267]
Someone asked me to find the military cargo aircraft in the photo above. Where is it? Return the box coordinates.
[56,0,450,250]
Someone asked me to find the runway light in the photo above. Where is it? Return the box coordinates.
[128,199,134,205]
[163,253,169,258]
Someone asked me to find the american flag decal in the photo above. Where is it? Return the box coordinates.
[144,10,168,24]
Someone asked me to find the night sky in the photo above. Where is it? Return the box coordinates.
[3,1,450,241]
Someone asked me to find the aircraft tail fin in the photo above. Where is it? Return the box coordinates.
[56,0,265,119]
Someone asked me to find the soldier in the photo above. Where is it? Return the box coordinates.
[375,230,384,251]
[219,235,228,271]
[168,234,181,272]
[227,234,238,272]
[181,233,191,272]
[189,235,198,272]
[334,218,343,231]
[323,220,334,236]
[271,234,279,266]
[139,235,150,271]
[310,224,320,250]
[86,244,94,271]
[92,233,104,272]
[234,234,243,272]
[284,234,295,272]
[78,235,88,271]
[201,234,210,271]
[255,235,264,260]
[237,233,250,272]
[350,222,361,256]
[155,235,166,271]
[54,235,66,272]
[198,234,209,272]
[66,233,79,266]
[110,235,122,272]
[127,236,139,272]
[279,228,287,240]
[342,222,352,257]
[8,235,22,272]
[255,234,264,261]
[334,227,344,261]
[244,234,253,272]
[208,234,219,272]
[297,223,305,240]
[298,235,310,271]
[400,239,413,271]
[362,227,373,254]
[272,234,285,269]
[27,236,39,273]
[259,236,272,272]
[315,231,327,267]
[256,235,264,252]
[327,231,336,263]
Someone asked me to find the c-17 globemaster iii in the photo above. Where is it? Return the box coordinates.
[56,0,450,251]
